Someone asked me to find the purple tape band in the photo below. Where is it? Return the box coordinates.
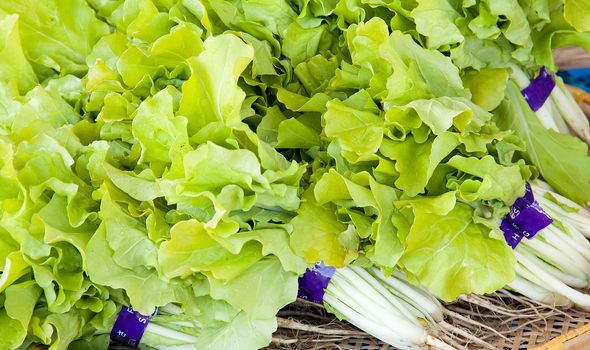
[521,67,555,112]
[110,306,157,347]
[501,220,525,249]
[508,183,535,219]
[510,202,553,239]
[298,262,336,303]
[501,183,552,249]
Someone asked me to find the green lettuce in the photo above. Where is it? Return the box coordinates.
[400,198,516,301]
[496,81,590,204]
[1,0,589,349]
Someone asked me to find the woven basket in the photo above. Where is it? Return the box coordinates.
[269,293,590,350]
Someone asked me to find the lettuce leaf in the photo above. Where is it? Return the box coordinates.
[400,200,516,301]
[0,0,110,76]
[496,81,590,204]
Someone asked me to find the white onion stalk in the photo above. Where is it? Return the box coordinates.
[535,197,590,237]
[331,269,422,328]
[325,275,426,348]
[345,268,421,323]
[531,181,590,237]
[550,78,590,143]
[516,245,588,288]
[531,181,590,214]
[514,251,590,310]
[375,269,444,323]
[508,64,589,139]
[520,237,589,283]
[323,266,456,350]
[534,195,590,234]
[544,225,590,267]
[535,102,563,132]
[146,323,200,343]
[529,230,587,268]
[546,96,573,134]
[507,275,573,307]
[508,63,533,89]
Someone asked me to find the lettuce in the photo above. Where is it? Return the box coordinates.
[496,81,590,204]
[0,1,307,347]
[0,0,110,76]
[0,0,589,349]
[400,199,516,301]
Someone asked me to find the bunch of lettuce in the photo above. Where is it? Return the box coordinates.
[266,0,590,301]
[287,15,531,301]
[0,1,309,349]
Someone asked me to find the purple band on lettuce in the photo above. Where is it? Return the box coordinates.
[521,67,555,112]
[501,220,525,249]
[510,202,553,239]
[298,262,336,303]
[501,183,552,249]
[110,305,157,348]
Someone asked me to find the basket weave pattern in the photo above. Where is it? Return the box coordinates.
[268,295,590,350]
